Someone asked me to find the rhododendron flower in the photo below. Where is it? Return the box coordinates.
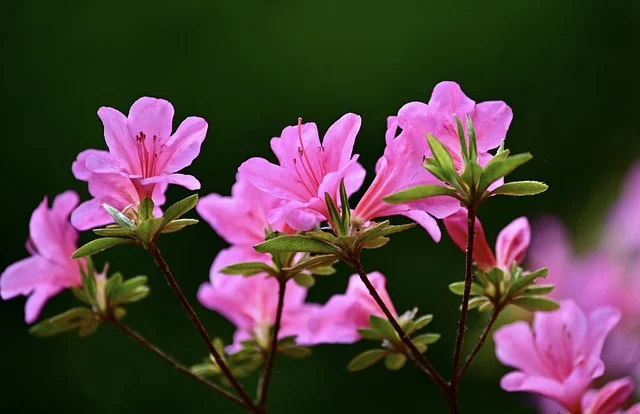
[197,247,314,351]
[0,191,83,323]
[196,174,285,246]
[444,208,530,271]
[581,377,640,414]
[71,149,167,230]
[353,117,460,241]
[84,97,208,199]
[494,300,621,413]
[304,272,396,345]
[395,81,513,170]
[238,114,366,231]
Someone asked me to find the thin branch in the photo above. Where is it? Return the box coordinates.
[458,307,501,380]
[147,243,259,413]
[110,318,244,407]
[257,278,287,408]
[353,260,449,396]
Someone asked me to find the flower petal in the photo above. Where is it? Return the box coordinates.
[443,209,496,269]
[402,209,441,242]
[71,199,114,231]
[25,285,61,324]
[127,97,175,142]
[97,106,137,172]
[140,173,201,190]
[239,157,306,201]
[321,113,362,172]
[160,116,208,173]
[0,256,50,299]
[495,217,530,269]
[471,100,513,152]
[583,377,634,414]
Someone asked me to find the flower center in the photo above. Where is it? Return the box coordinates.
[292,117,326,197]
[135,131,160,178]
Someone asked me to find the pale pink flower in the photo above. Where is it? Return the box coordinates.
[353,117,460,241]
[196,174,286,246]
[1,191,83,323]
[443,208,530,271]
[83,97,208,200]
[494,300,621,413]
[197,247,314,351]
[396,81,513,170]
[71,149,167,230]
[303,272,396,345]
[238,114,366,231]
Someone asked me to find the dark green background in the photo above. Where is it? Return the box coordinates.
[2,1,639,412]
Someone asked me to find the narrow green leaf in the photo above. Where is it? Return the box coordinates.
[511,296,560,312]
[160,218,199,234]
[93,227,135,237]
[347,349,387,372]
[357,328,384,340]
[369,315,397,340]
[509,268,548,295]
[479,153,533,194]
[413,314,434,331]
[293,273,315,288]
[29,307,94,337]
[139,197,154,221]
[325,192,344,236]
[104,272,123,300]
[70,287,91,304]
[220,262,275,277]
[358,223,416,244]
[102,203,135,229]
[522,284,555,296]
[384,185,458,204]
[77,318,100,337]
[467,297,488,310]
[448,282,484,296]
[411,333,441,346]
[161,194,199,227]
[465,114,478,162]
[424,158,450,183]
[73,238,136,259]
[279,346,312,359]
[384,353,407,371]
[427,134,456,181]
[339,179,351,233]
[254,235,339,254]
[311,266,336,276]
[283,255,338,274]
[491,181,548,196]
[361,237,390,249]
[305,231,337,243]
[454,115,469,164]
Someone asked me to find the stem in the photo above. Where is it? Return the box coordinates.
[109,318,244,407]
[147,243,259,413]
[450,205,477,413]
[458,308,501,380]
[353,259,449,396]
[257,278,287,408]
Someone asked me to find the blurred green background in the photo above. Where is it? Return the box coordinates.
[2,0,639,412]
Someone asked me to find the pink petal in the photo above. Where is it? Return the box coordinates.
[71,199,114,231]
[385,116,399,145]
[402,209,441,242]
[86,151,131,176]
[127,97,174,143]
[343,161,366,197]
[500,372,580,412]
[321,113,362,172]
[239,157,306,201]
[0,256,50,299]
[585,306,622,363]
[197,193,263,245]
[284,204,322,231]
[72,149,109,181]
[494,321,548,375]
[160,116,208,173]
[471,100,513,152]
[140,173,201,190]
[583,377,634,414]
[270,121,321,171]
[97,106,137,172]
[29,197,72,261]
[443,209,496,269]
[495,217,531,269]
[427,81,476,115]
[25,286,60,324]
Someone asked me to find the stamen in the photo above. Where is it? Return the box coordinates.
[296,117,321,189]
[293,158,316,196]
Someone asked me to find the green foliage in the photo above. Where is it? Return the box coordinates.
[254,235,339,254]
[73,237,136,259]
[220,262,276,277]
[490,181,548,196]
[383,185,457,204]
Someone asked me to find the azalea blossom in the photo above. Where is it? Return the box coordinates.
[581,377,640,414]
[197,247,314,351]
[494,300,621,413]
[396,81,513,170]
[71,149,167,230]
[353,117,460,241]
[83,97,208,200]
[0,191,83,323]
[238,114,366,231]
[303,272,396,345]
[196,174,286,246]
[443,208,530,271]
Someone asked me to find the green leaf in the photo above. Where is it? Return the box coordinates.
[467,297,488,310]
[339,179,351,234]
[255,235,339,254]
[111,276,150,305]
[139,197,154,221]
[305,231,337,243]
[325,192,345,236]
[361,237,390,249]
[427,134,457,183]
[29,307,95,337]
[384,353,407,371]
[522,284,555,296]
[413,314,434,331]
[104,272,123,300]
[357,328,384,340]
[160,218,199,234]
[293,273,315,288]
[448,282,484,296]
[310,266,337,276]
[220,262,275,277]
[424,158,450,183]
[509,268,548,295]
[411,333,441,346]
[454,115,469,164]
[369,315,397,340]
[383,185,458,204]
[511,296,560,312]
[358,223,416,245]
[102,203,135,229]
[279,346,312,359]
[465,114,478,162]
[346,349,387,372]
[73,237,136,259]
[491,181,548,196]
[479,152,533,194]
[161,194,199,227]
[70,287,91,304]
[77,318,100,337]
[93,227,135,237]
[283,255,338,274]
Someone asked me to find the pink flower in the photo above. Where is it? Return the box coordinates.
[443,208,530,271]
[581,377,640,414]
[396,81,513,170]
[196,175,286,246]
[0,191,83,323]
[197,247,314,351]
[303,272,396,345]
[494,300,621,413]
[83,97,208,200]
[71,149,167,230]
[238,114,366,231]
[353,117,460,241]
[605,161,640,265]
